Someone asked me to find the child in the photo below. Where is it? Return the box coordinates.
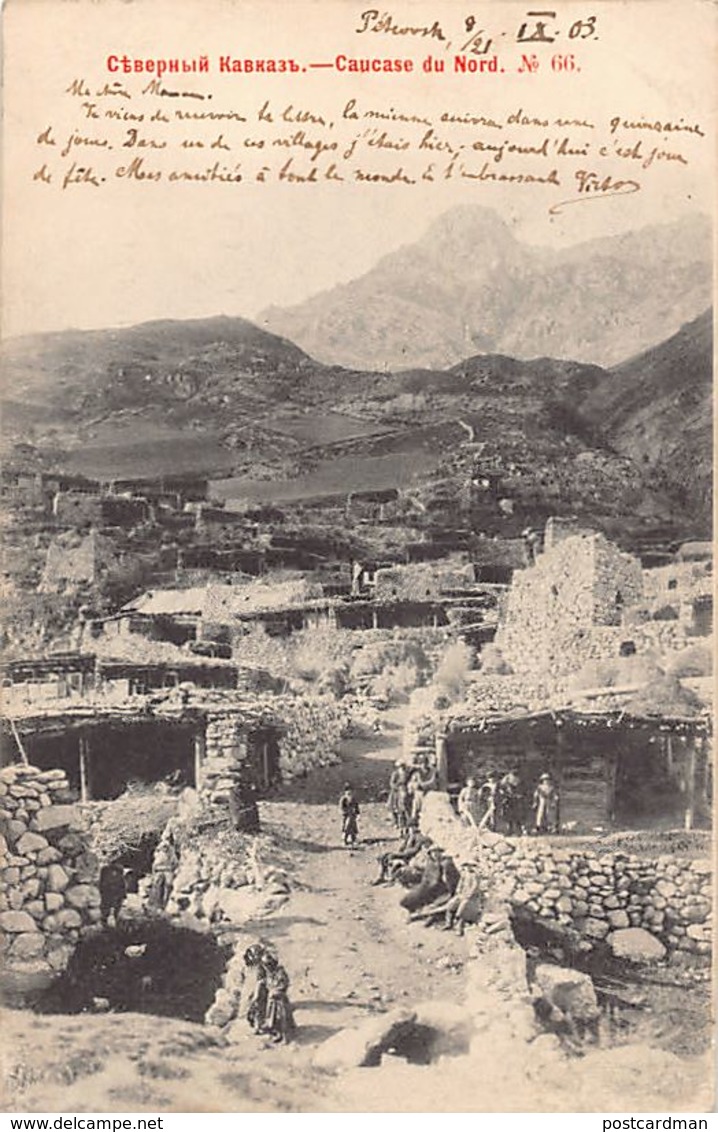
[339,783,360,847]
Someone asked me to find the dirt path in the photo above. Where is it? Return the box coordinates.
[250,707,468,1041]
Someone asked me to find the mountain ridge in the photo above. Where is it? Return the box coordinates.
[259,207,712,372]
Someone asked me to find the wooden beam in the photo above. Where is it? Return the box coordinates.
[684,738,698,830]
[79,733,91,803]
[193,728,206,791]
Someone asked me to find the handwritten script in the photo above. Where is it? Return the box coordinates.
[29,72,705,214]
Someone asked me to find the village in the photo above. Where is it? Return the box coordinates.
[0,453,713,1111]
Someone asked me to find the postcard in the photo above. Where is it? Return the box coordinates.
[1,0,714,1116]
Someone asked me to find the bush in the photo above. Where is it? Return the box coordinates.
[652,604,679,621]
[434,640,474,701]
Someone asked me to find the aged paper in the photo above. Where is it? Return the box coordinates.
[1,0,715,1117]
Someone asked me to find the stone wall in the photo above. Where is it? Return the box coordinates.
[0,764,101,989]
[373,559,472,603]
[495,534,644,683]
[201,693,345,817]
[419,792,712,963]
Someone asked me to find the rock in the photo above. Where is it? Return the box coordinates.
[45,893,64,913]
[607,928,667,963]
[24,900,46,920]
[583,917,610,940]
[690,859,712,875]
[36,847,62,866]
[5,820,27,845]
[0,910,38,933]
[0,959,54,996]
[314,1008,418,1071]
[607,910,630,929]
[686,924,707,942]
[65,884,97,910]
[10,932,46,960]
[655,879,676,898]
[46,864,70,892]
[15,832,48,857]
[47,944,74,971]
[533,964,599,1023]
[55,909,82,929]
[2,867,21,885]
[33,805,80,833]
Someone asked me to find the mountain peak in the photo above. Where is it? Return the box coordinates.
[260,210,712,372]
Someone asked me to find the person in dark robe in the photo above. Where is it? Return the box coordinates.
[339,784,360,847]
[229,781,261,834]
[262,952,296,1043]
[410,853,461,926]
[400,846,447,915]
[371,828,430,886]
[99,862,127,926]
[239,944,269,1034]
[499,769,524,836]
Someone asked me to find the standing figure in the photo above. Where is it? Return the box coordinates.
[499,769,524,836]
[407,779,425,830]
[99,861,127,926]
[148,834,177,911]
[478,772,499,831]
[387,762,408,831]
[533,772,560,834]
[263,953,296,1043]
[457,776,482,827]
[339,784,360,847]
[229,780,261,834]
[239,944,269,1034]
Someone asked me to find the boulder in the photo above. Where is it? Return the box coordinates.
[4,820,27,845]
[533,964,599,1023]
[15,832,48,856]
[0,910,39,934]
[314,1008,418,1071]
[583,917,609,940]
[33,805,80,833]
[65,884,97,910]
[55,909,82,929]
[46,864,70,893]
[607,910,630,930]
[607,928,667,963]
[45,893,64,913]
[10,932,46,960]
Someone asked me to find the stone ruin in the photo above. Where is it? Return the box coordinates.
[0,763,101,995]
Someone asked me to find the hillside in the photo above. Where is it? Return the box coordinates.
[259,208,712,372]
[2,311,705,540]
[580,310,713,523]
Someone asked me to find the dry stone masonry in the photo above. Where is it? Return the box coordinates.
[419,792,712,963]
[0,763,101,992]
[495,533,644,686]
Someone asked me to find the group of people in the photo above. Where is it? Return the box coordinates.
[372,826,482,936]
[238,941,295,1044]
[386,754,438,836]
[457,769,560,835]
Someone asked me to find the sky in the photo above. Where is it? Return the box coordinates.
[2,0,715,339]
